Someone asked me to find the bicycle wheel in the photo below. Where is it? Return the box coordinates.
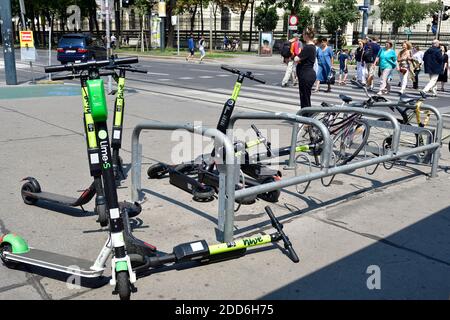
[333,119,370,165]
[296,123,323,165]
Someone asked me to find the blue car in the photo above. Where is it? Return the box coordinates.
[57,34,107,64]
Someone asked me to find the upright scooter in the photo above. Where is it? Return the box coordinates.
[20,57,142,226]
[147,65,282,204]
[1,58,156,300]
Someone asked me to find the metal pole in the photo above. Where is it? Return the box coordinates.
[209,3,212,53]
[436,3,444,40]
[105,0,112,93]
[177,15,180,55]
[18,0,26,29]
[0,0,18,85]
[48,19,52,80]
[361,0,370,38]
[160,17,165,52]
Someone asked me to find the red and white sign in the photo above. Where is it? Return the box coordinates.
[289,15,298,26]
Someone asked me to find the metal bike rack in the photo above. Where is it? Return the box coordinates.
[287,106,402,169]
[356,102,443,178]
[130,121,236,242]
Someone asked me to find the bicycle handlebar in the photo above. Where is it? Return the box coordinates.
[44,56,139,73]
[220,65,266,84]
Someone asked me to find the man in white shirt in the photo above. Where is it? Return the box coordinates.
[412,46,424,89]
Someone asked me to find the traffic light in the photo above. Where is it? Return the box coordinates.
[122,0,135,7]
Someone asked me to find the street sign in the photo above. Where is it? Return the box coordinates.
[358,5,369,11]
[288,26,298,30]
[404,28,412,35]
[289,15,298,26]
[19,30,34,48]
[158,1,166,17]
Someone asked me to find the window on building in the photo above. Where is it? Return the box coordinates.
[221,7,231,31]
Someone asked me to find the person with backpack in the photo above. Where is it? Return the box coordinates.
[281,33,301,87]
[363,37,381,90]
[198,36,206,63]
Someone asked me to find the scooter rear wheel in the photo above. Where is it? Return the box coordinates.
[147,163,168,179]
[257,177,281,203]
[116,271,131,300]
[192,186,215,202]
[21,182,39,205]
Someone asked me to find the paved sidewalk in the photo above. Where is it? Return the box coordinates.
[0,87,449,300]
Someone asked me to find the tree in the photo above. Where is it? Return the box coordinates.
[379,0,441,35]
[317,0,359,33]
[223,0,251,50]
[254,0,279,32]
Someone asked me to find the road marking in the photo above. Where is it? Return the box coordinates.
[216,74,231,77]
[199,76,213,79]
[147,72,170,76]
[179,77,194,80]
[158,78,171,81]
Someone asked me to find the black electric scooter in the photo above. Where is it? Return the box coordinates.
[1,58,157,300]
[20,57,142,226]
[147,65,282,204]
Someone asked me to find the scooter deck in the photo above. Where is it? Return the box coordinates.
[23,191,83,206]
[4,248,103,278]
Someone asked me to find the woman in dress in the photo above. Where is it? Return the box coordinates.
[438,45,448,92]
[313,38,334,93]
[296,27,317,109]
[397,41,413,94]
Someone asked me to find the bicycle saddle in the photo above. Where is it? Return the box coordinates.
[399,95,418,104]
[339,94,353,103]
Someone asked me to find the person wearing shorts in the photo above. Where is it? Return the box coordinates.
[198,36,206,63]
[338,48,349,85]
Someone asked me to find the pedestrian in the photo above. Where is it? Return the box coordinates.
[374,40,397,95]
[186,33,195,62]
[281,33,301,87]
[397,41,413,94]
[296,27,317,109]
[363,37,381,90]
[421,39,444,97]
[338,48,349,85]
[111,34,117,49]
[223,35,229,50]
[198,36,206,63]
[313,38,334,93]
[438,45,448,91]
[355,39,365,83]
[411,46,424,89]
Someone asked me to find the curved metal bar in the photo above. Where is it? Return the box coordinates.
[130,121,235,242]
[228,111,332,171]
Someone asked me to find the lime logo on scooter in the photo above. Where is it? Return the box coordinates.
[242,236,264,246]
[98,130,111,169]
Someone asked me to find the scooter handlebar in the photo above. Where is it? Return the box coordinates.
[45,56,139,73]
[220,65,266,84]
[51,70,117,81]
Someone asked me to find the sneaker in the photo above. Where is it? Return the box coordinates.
[419,91,427,98]
[281,83,287,87]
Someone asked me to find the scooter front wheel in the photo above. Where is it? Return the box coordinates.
[95,203,109,227]
[116,271,131,300]
[0,244,19,269]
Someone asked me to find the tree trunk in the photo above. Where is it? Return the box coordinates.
[167,0,175,48]
[190,5,197,32]
[239,11,245,51]
[248,1,254,52]
[200,0,204,35]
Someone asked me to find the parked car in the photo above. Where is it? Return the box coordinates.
[57,33,107,64]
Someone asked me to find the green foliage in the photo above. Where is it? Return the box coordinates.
[317,0,359,33]
[379,0,441,32]
[254,1,279,31]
